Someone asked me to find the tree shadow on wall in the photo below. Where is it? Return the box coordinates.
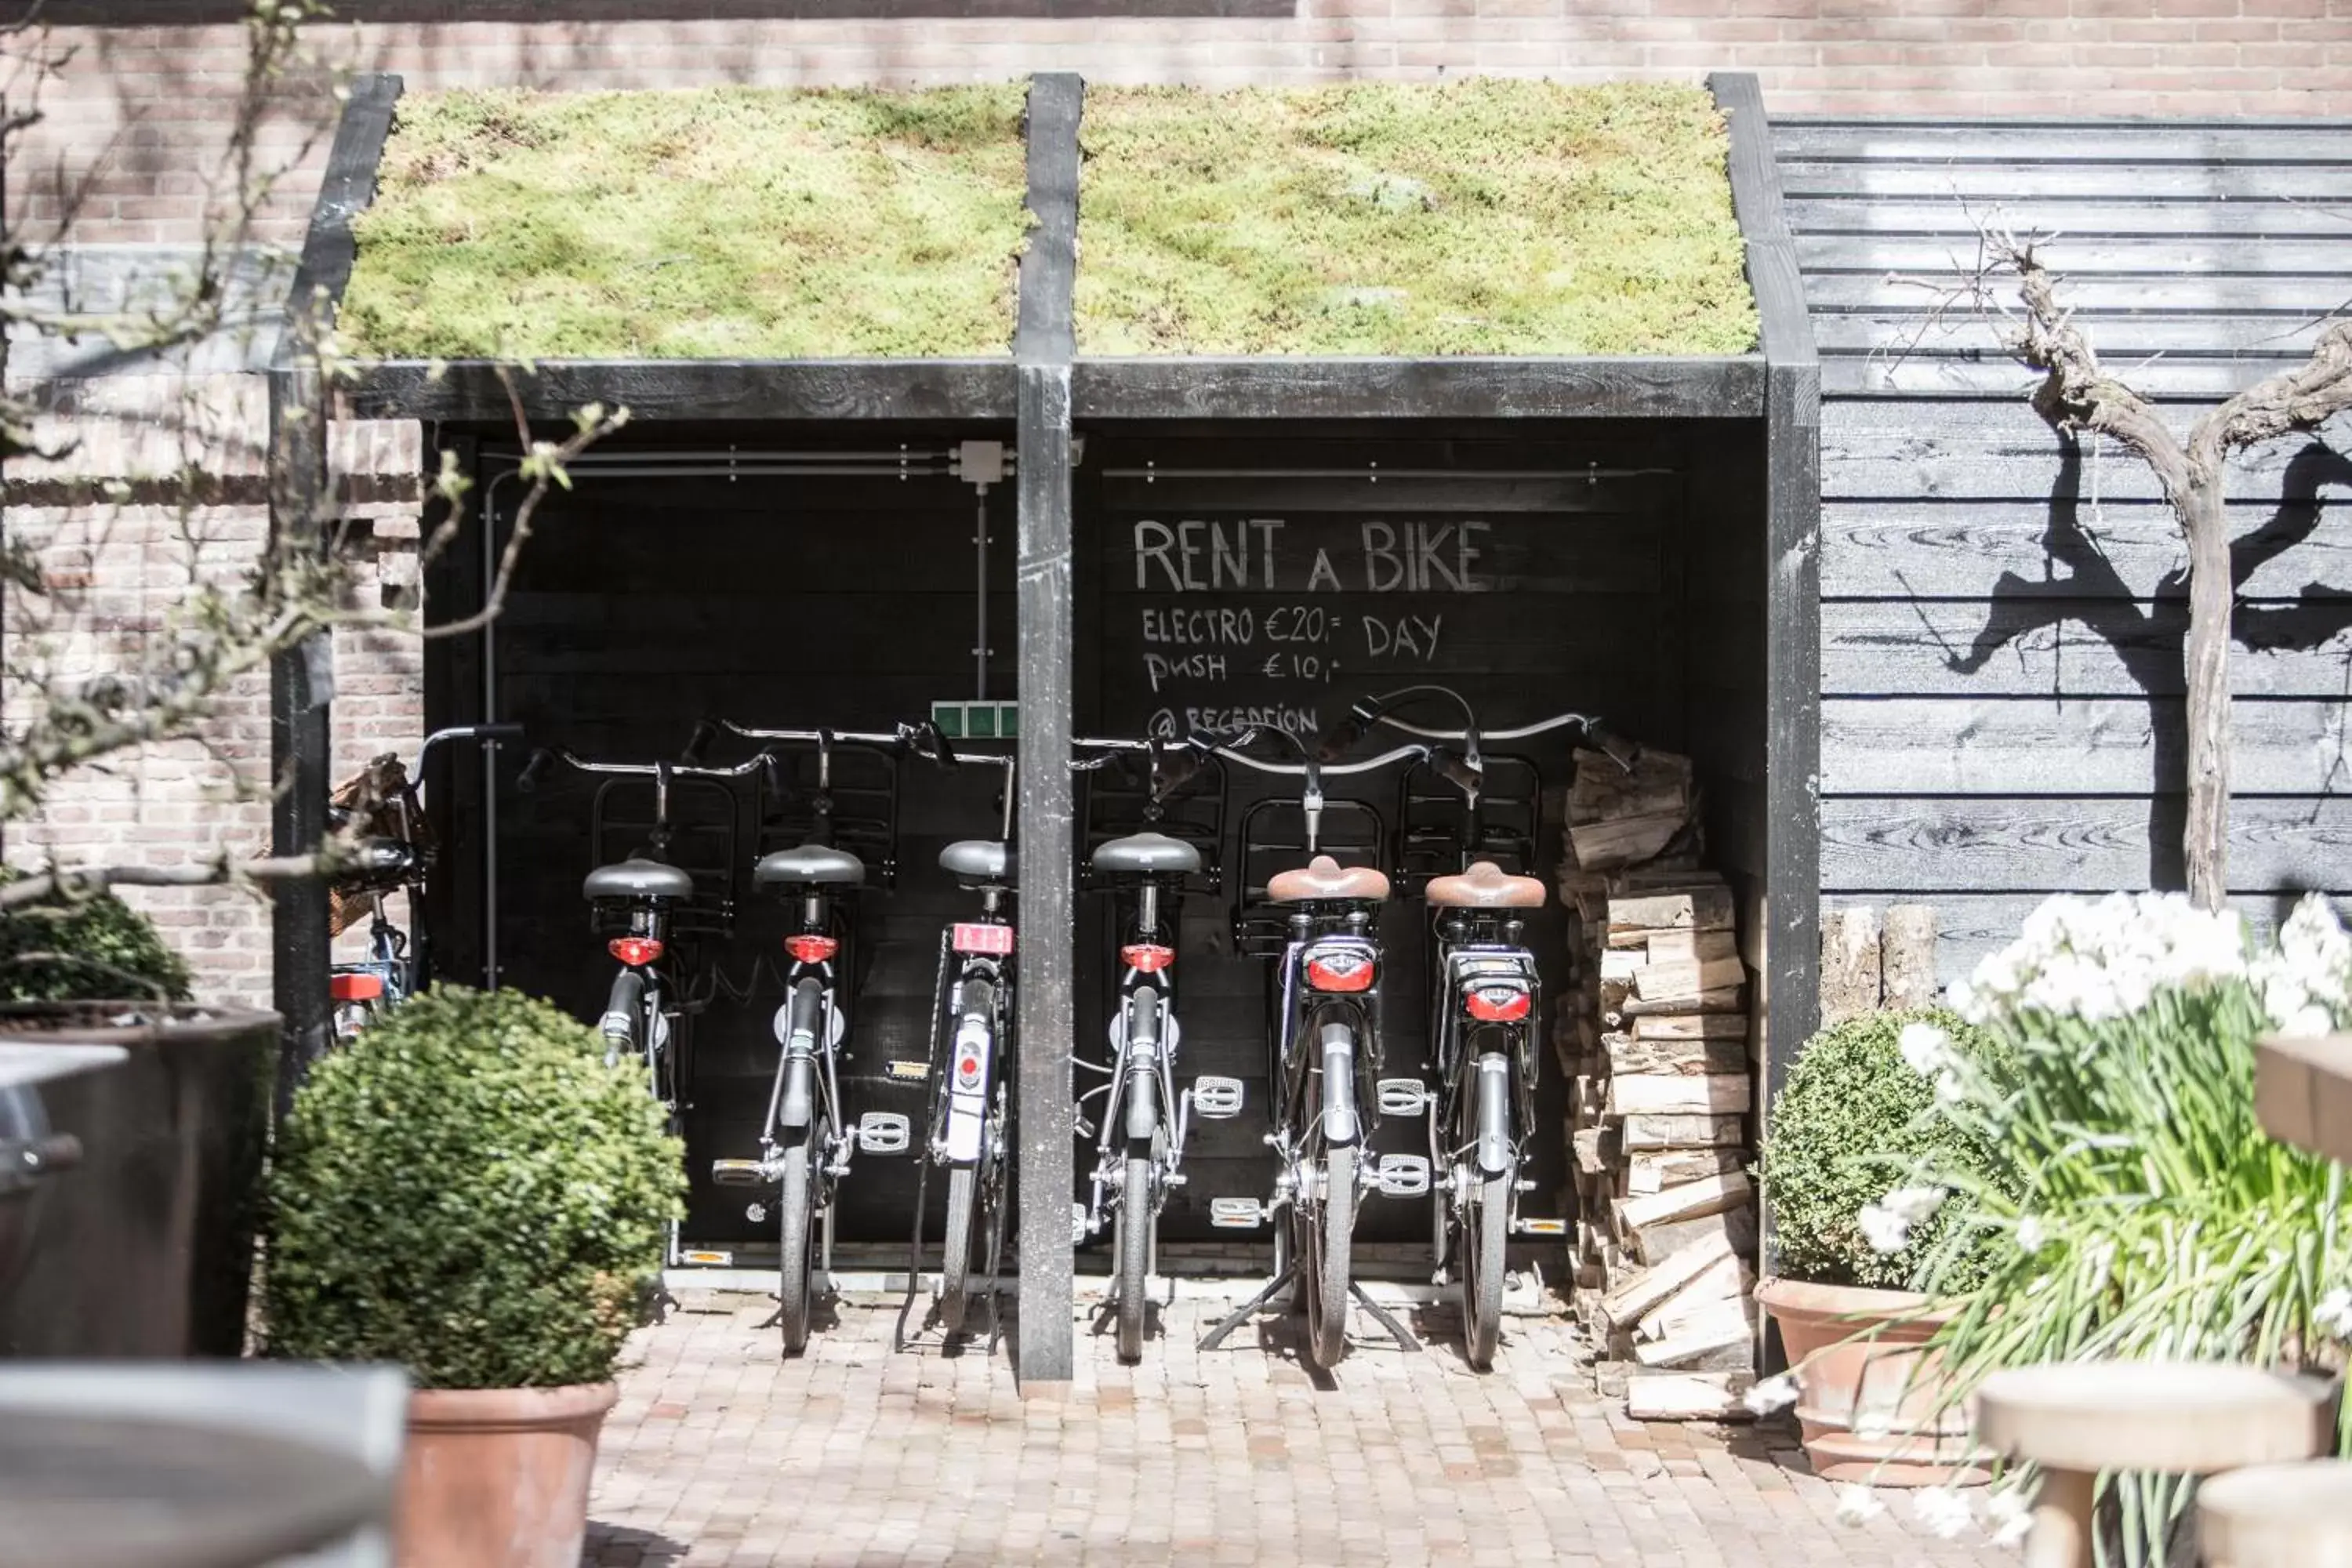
[1947,434,2352,894]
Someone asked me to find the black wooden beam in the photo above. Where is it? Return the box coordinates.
[1712,72,1822,1284]
[343,359,1019,424]
[269,74,400,1113]
[1011,69,1082,1392]
[1072,357,1763,421]
[270,73,401,374]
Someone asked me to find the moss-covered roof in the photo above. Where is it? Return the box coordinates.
[338,85,1030,360]
[1074,81,1759,357]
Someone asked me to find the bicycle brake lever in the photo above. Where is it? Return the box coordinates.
[680,720,718,767]
[515,749,552,793]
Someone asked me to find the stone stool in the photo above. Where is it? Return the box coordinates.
[2199,1460,2352,1568]
[1972,1361,2334,1568]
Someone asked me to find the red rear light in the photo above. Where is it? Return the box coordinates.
[1304,951,1376,993]
[956,1053,982,1087]
[786,934,840,964]
[330,972,383,1002]
[609,936,665,967]
[1120,943,1175,974]
[1465,985,1532,1023]
[953,923,1015,956]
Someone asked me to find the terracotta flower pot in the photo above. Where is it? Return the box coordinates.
[1757,1277,1988,1488]
[396,1381,617,1568]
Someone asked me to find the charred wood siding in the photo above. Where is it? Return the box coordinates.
[1777,117,2352,981]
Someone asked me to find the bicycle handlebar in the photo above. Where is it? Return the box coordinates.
[1372,708,1599,744]
[514,746,775,794]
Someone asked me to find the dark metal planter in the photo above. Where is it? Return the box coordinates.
[0,1004,278,1358]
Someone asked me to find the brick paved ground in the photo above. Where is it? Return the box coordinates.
[583,1291,2014,1567]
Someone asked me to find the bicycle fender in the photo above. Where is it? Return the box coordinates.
[1475,1053,1513,1177]
[1319,1019,1360,1147]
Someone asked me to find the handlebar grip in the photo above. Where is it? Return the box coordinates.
[477,723,526,743]
[679,720,718,767]
[515,750,552,794]
[924,720,960,768]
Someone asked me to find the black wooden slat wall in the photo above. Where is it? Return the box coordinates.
[1777,115,2352,982]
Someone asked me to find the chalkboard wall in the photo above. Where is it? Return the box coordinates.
[429,420,1767,1254]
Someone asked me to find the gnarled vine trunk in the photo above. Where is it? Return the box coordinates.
[2181,485,2234,912]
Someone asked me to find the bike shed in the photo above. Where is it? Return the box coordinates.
[279,73,1821,1390]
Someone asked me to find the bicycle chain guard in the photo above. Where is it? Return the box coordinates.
[1376,1077,1432,1117]
[1374,1154,1432,1199]
[1191,1076,1244,1120]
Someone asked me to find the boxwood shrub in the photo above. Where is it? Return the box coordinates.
[265,985,684,1388]
[0,877,192,1004]
[1759,1006,2013,1293]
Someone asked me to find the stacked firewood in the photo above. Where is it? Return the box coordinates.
[1552,745,1759,1420]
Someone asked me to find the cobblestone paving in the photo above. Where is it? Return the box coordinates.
[583,1293,2013,1567]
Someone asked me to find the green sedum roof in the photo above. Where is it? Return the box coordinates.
[338,85,1030,360]
[1074,80,1759,357]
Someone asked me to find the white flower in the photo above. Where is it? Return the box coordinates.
[1880,1186,1947,1225]
[2317,1289,2352,1340]
[1858,1202,1914,1254]
[1742,1373,1798,1416]
[1898,1022,1958,1076]
[1834,1483,1885,1526]
[2281,1005,2336,1039]
[2015,1215,2046,1254]
[1984,1481,2032,1548]
[1911,1486,1973,1540]
[1853,1410,1893,1440]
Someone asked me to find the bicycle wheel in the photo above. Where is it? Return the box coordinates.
[1115,1152,1153,1363]
[940,1164,979,1334]
[1461,1165,1512,1370]
[777,1135,818,1356]
[1301,1145,1356,1369]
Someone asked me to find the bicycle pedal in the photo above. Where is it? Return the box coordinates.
[885,1058,929,1083]
[1191,1076,1244,1120]
[1376,1077,1432,1117]
[1373,1154,1432,1199]
[1209,1197,1265,1229]
[1513,1216,1566,1236]
[856,1112,912,1155]
[1072,1201,1091,1244]
[710,1158,769,1188]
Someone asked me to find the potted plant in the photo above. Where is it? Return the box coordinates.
[0,881,278,1357]
[265,985,684,1568]
[1755,1005,2010,1486]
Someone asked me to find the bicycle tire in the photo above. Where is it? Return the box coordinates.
[777,1136,817,1356]
[1303,1145,1356,1369]
[1116,1152,1153,1363]
[1463,1166,1511,1371]
[940,1164,978,1334]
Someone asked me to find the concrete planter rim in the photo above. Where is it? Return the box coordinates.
[0,1001,281,1041]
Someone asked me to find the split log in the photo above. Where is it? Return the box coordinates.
[1615,1171,1753,1234]
[1571,1127,1614,1176]
[1639,1254,1751,1340]
[1570,812,1687,870]
[1820,906,1882,1025]
[1632,1311,1755,1370]
[1619,1114,1744,1150]
[1632,1013,1749,1041]
[1647,929,1740,966]
[1628,1203,1757,1267]
[1606,1074,1751,1116]
[1625,1148,1746,1196]
[1617,986,1746,1018]
[1608,887,1734,935]
[1882,904,1941,1008]
[1637,955,1748,1004]
[1604,1033,1748,1078]
[1625,1370,1755,1421]
[1599,1225,1736,1330]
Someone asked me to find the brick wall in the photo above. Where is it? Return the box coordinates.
[16,1,2352,244]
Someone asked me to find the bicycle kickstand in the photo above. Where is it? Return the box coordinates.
[1348,1280,1422,1353]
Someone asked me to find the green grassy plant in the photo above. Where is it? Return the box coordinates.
[339,85,1030,359]
[1075,80,1759,355]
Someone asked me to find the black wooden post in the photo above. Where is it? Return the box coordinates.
[267,74,401,1113]
[1711,72,1821,1276]
[1011,70,1082,1392]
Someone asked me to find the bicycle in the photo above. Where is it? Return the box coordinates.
[1330,686,1603,1369]
[326,723,524,1037]
[1068,732,1236,1363]
[684,717,926,1355]
[1196,725,1435,1370]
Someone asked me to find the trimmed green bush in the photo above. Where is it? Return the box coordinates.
[1758,1006,2010,1293]
[265,985,684,1388]
[0,878,192,1004]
